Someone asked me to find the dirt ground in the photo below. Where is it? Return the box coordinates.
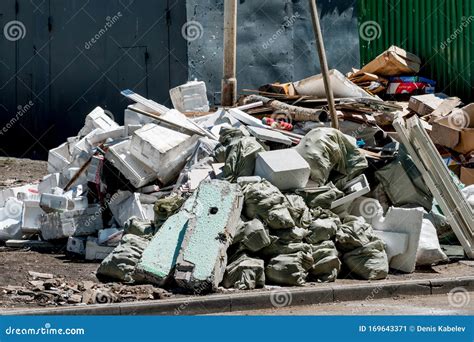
[0,157,473,310]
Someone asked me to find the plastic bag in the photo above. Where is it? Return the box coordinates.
[342,240,388,280]
[265,252,314,286]
[294,128,368,187]
[309,240,341,283]
[97,234,149,283]
[243,180,295,229]
[222,253,265,290]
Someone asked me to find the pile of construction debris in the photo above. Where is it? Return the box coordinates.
[0,46,473,297]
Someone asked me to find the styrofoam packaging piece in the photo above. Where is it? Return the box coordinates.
[331,174,371,209]
[374,230,409,262]
[40,193,75,213]
[78,106,119,137]
[105,139,157,188]
[98,228,122,246]
[85,237,115,261]
[67,236,87,255]
[247,126,293,146]
[47,142,72,174]
[0,218,22,241]
[124,108,156,126]
[40,205,104,240]
[130,123,199,185]
[87,155,104,184]
[254,149,311,191]
[72,128,100,157]
[87,126,126,145]
[38,173,61,194]
[125,124,142,136]
[21,200,44,234]
[108,191,148,227]
[371,207,423,273]
[169,80,210,113]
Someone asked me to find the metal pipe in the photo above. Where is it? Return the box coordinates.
[308,0,339,129]
[221,0,238,107]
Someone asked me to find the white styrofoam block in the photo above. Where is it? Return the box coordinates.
[98,228,122,246]
[247,126,292,146]
[47,142,71,174]
[21,200,44,234]
[40,205,103,240]
[254,149,310,190]
[0,197,23,221]
[85,237,115,261]
[109,191,148,227]
[169,80,210,113]
[331,174,371,209]
[67,236,86,255]
[78,106,119,137]
[38,173,61,194]
[374,230,409,262]
[105,139,157,188]
[130,123,199,184]
[40,193,75,213]
[371,207,423,273]
[228,108,266,128]
[124,108,156,126]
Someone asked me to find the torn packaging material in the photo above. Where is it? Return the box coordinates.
[137,180,243,291]
[359,46,421,77]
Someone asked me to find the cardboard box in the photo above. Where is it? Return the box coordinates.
[431,104,474,154]
[461,166,474,185]
[408,93,448,116]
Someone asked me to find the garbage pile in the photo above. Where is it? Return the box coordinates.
[0,45,473,296]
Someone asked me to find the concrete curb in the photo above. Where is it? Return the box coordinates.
[1,276,473,316]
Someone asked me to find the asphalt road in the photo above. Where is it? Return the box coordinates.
[222,293,474,315]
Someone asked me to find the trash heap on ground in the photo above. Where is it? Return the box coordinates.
[0,45,473,295]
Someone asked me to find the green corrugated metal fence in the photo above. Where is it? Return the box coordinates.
[358,0,474,103]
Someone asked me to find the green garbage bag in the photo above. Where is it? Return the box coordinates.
[97,234,149,283]
[335,216,378,253]
[272,227,308,243]
[153,193,185,227]
[222,136,265,182]
[306,218,339,245]
[265,252,314,286]
[221,253,265,290]
[125,217,156,237]
[375,149,433,210]
[294,127,368,187]
[214,127,245,163]
[232,219,272,252]
[309,240,341,283]
[296,183,344,209]
[243,180,295,229]
[259,240,312,259]
[285,194,313,228]
[342,240,388,280]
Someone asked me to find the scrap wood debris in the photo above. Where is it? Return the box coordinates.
[0,45,473,305]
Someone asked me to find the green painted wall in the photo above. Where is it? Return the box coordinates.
[358,0,474,103]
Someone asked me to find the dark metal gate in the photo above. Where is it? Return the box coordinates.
[0,0,187,159]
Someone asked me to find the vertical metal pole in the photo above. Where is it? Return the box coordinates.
[221,0,238,107]
[308,0,339,129]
